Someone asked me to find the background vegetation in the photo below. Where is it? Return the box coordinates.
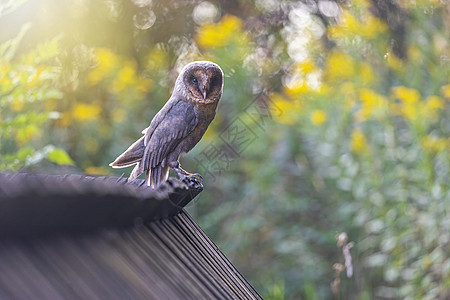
[0,0,448,298]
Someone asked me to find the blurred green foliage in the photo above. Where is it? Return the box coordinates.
[0,1,71,170]
[0,0,448,299]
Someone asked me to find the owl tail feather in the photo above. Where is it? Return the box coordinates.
[146,163,169,188]
[109,136,145,168]
[110,136,169,188]
[109,136,146,183]
[129,162,144,182]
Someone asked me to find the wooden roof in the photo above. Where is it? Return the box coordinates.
[0,173,261,299]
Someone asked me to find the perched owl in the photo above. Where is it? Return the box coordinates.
[109,61,224,188]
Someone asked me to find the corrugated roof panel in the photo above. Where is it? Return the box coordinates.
[0,173,262,299]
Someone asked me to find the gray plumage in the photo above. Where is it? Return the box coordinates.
[110,61,224,188]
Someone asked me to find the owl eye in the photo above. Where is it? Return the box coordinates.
[190,77,198,85]
[209,76,218,87]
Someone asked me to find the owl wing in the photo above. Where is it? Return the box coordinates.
[138,100,197,187]
[109,98,183,171]
[108,103,172,169]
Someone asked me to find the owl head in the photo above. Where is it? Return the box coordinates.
[177,61,224,104]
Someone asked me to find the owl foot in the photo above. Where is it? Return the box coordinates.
[183,173,203,187]
[172,165,203,185]
[186,173,203,181]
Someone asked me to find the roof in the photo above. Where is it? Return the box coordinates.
[0,173,261,299]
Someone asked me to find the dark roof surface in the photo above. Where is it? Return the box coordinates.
[0,173,261,299]
[0,172,202,238]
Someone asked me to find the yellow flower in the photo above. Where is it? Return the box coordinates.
[426,95,444,110]
[422,135,448,153]
[392,86,420,104]
[385,52,404,71]
[392,86,421,121]
[360,63,375,85]
[327,25,343,40]
[271,93,300,125]
[88,48,119,85]
[72,102,101,121]
[402,104,418,121]
[283,80,309,96]
[0,63,13,90]
[105,57,153,97]
[341,11,360,34]
[16,124,40,146]
[327,11,360,40]
[283,60,320,96]
[311,110,327,126]
[356,88,388,122]
[112,63,136,92]
[294,59,317,75]
[146,46,170,70]
[423,95,445,122]
[361,15,388,38]
[350,128,368,154]
[325,51,355,81]
[328,10,386,40]
[96,48,117,69]
[441,84,450,98]
[196,14,245,49]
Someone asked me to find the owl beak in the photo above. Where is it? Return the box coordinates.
[201,71,208,99]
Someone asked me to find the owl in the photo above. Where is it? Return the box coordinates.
[110,61,224,188]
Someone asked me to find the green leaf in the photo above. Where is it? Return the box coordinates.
[16,146,34,161]
[47,147,75,165]
[20,37,61,65]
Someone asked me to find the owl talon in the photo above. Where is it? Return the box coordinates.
[189,173,203,182]
[183,173,203,186]
[175,170,202,181]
